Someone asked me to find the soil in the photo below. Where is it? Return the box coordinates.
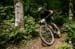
[7,33,67,49]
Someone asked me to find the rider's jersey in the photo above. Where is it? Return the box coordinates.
[40,9,54,22]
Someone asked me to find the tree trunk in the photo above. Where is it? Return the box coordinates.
[14,0,24,30]
[69,0,73,20]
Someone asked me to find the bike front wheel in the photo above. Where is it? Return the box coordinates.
[50,23,61,37]
[39,23,54,45]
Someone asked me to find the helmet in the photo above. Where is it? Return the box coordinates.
[48,10,54,14]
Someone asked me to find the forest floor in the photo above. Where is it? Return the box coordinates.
[7,33,68,49]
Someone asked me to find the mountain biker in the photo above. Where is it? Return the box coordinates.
[40,9,54,23]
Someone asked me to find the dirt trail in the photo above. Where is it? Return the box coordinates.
[24,33,67,49]
[7,33,67,49]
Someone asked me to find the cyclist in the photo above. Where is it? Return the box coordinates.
[40,9,54,23]
[40,8,61,37]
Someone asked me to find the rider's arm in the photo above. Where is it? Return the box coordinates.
[40,9,54,19]
[40,9,50,18]
[45,10,54,19]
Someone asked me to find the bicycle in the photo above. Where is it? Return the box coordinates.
[39,12,61,46]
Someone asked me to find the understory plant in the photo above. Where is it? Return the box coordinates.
[56,42,73,49]
[0,16,38,47]
[63,20,75,49]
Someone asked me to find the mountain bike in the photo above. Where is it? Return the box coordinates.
[39,13,61,45]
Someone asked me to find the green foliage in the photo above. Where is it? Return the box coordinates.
[24,16,36,33]
[46,0,62,9]
[0,27,24,45]
[0,5,14,23]
[64,20,75,48]
[24,16,38,39]
[0,16,37,45]
[53,11,65,26]
[0,2,15,45]
[56,43,73,49]
[64,21,75,38]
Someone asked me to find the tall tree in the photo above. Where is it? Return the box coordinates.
[69,0,73,20]
[14,0,24,30]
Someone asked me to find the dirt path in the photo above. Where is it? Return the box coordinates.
[24,33,67,49]
[7,33,67,49]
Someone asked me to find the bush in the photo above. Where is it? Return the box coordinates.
[24,16,36,33]
[64,21,75,39]
[0,27,24,45]
[0,16,38,46]
[53,11,65,26]
[63,20,75,49]
[56,43,73,49]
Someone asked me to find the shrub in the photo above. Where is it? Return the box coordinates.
[53,11,65,26]
[24,16,36,33]
[63,20,75,39]
[56,43,73,49]
[0,16,38,46]
[63,20,75,49]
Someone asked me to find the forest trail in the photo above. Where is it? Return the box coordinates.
[24,33,67,49]
[7,33,67,49]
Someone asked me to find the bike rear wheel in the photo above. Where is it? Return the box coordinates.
[39,23,54,45]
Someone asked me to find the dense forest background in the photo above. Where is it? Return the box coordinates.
[0,0,75,49]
